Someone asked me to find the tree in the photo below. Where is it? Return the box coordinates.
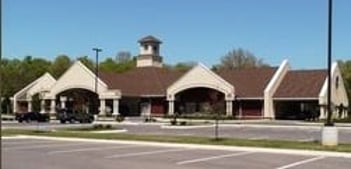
[100,56,136,73]
[338,60,351,106]
[216,48,268,70]
[77,56,94,71]
[50,55,71,78]
[116,51,131,63]
[172,62,196,72]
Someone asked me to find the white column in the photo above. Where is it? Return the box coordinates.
[342,109,347,119]
[319,107,326,119]
[60,96,67,109]
[99,99,106,116]
[226,100,233,116]
[112,99,119,115]
[50,99,56,114]
[13,98,18,113]
[239,101,243,119]
[168,100,174,115]
[27,100,32,112]
[40,100,45,114]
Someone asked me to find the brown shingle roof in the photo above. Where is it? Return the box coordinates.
[99,67,184,96]
[217,67,278,98]
[274,69,327,98]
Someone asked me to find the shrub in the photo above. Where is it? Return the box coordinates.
[115,115,125,122]
[93,124,103,129]
[170,119,177,125]
[105,124,112,129]
[179,121,187,126]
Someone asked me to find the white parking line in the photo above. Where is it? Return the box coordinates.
[3,143,95,150]
[275,156,325,169]
[177,151,254,165]
[48,145,142,154]
[105,148,192,159]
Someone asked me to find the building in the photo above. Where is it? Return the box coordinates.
[12,35,349,120]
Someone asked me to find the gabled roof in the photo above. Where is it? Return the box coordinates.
[274,69,327,98]
[14,73,56,100]
[99,67,184,96]
[217,67,278,98]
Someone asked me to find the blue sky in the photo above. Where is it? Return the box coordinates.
[3,0,351,69]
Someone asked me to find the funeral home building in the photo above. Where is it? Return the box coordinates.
[12,35,349,120]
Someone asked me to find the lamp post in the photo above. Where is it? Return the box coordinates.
[92,48,102,94]
[322,0,338,146]
[325,0,333,127]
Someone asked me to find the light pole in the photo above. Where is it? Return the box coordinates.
[92,48,102,94]
[325,0,333,127]
[322,0,338,146]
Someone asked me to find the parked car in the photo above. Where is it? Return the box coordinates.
[16,112,50,123]
[56,109,94,124]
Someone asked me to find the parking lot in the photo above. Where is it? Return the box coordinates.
[2,137,351,169]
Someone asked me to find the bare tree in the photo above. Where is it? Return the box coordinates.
[116,51,131,63]
[217,48,268,70]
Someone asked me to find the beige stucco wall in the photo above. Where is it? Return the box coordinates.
[136,58,162,68]
[264,60,290,119]
[47,61,108,99]
[13,73,56,113]
[319,63,349,118]
[27,73,56,98]
[167,63,234,101]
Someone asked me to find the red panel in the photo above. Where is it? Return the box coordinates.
[151,98,166,115]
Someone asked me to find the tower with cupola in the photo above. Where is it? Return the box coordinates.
[136,35,163,67]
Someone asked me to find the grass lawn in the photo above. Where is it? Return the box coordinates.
[2,128,351,153]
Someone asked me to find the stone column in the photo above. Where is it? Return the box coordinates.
[238,101,243,119]
[168,100,174,115]
[60,96,67,109]
[226,100,233,116]
[40,100,45,114]
[319,106,326,119]
[112,99,119,116]
[50,99,56,114]
[27,99,32,112]
[99,99,106,116]
[13,98,18,113]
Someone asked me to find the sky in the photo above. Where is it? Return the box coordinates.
[2,0,351,69]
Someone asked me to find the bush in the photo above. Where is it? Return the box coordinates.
[93,124,104,129]
[105,124,112,129]
[92,124,113,130]
[144,117,157,122]
[170,119,177,125]
[115,115,125,122]
[179,121,187,126]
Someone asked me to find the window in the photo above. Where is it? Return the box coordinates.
[143,45,148,51]
[153,46,158,51]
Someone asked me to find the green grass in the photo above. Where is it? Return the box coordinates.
[2,128,351,152]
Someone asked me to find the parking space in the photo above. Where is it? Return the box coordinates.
[2,137,351,169]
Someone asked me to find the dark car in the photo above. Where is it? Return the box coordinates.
[56,109,94,124]
[16,112,50,123]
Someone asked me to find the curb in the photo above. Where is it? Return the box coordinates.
[7,135,351,158]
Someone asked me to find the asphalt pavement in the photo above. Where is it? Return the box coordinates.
[2,136,351,169]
